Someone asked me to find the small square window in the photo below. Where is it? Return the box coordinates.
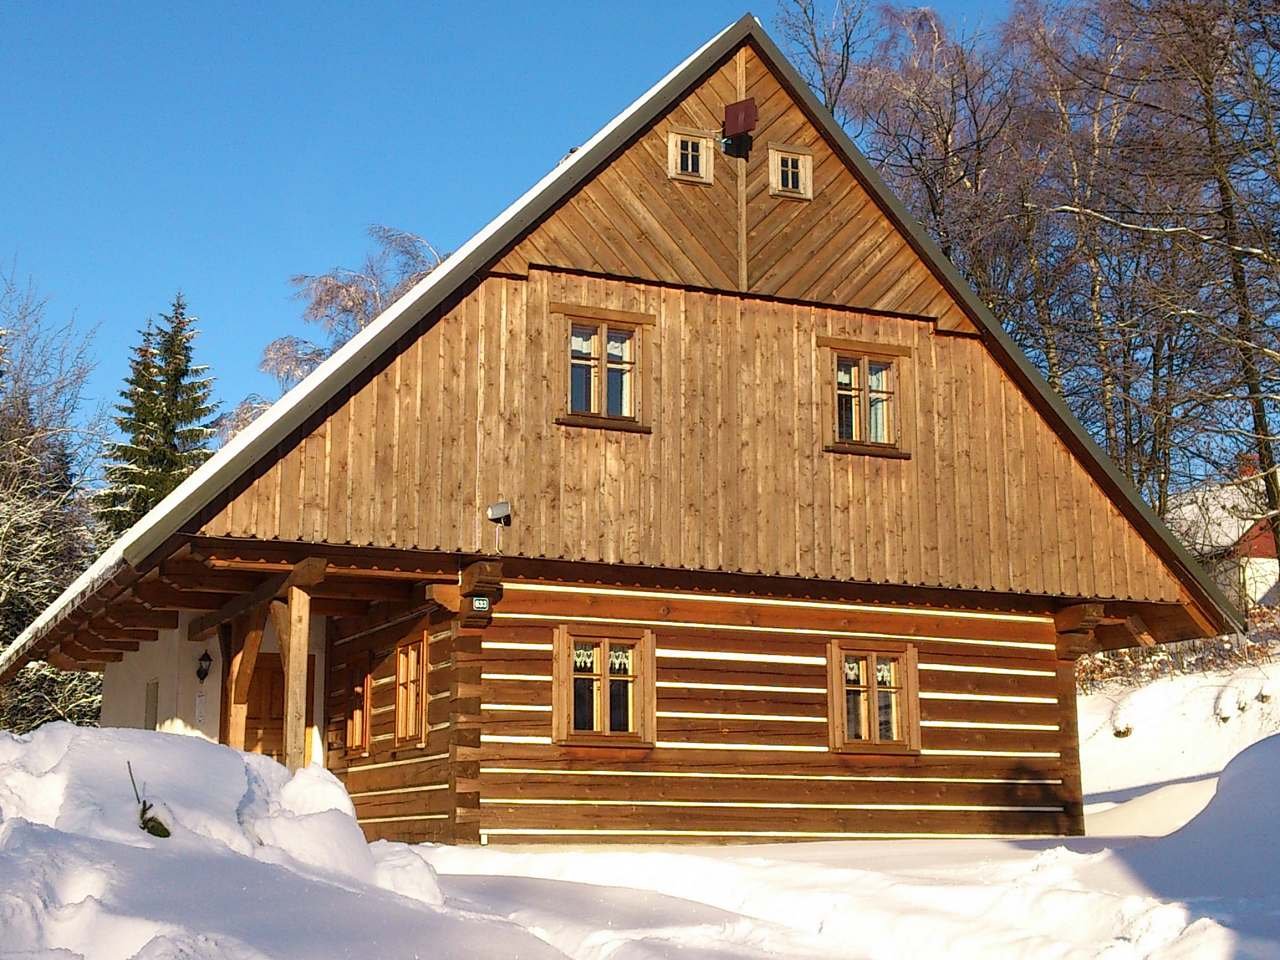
[667,128,714,184]
[769,145,813,199]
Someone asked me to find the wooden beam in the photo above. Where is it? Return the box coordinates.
[187,558,327,642]
[84,619,157,643]
[280,586,310,772]
[226,605,268,751]
[72,632,139,655]
[43,649,81,671]
[102,604,180,631]
[1053,603,1105,635]
[59,638,115,663]
[132,581,235,612]
[1123,615,1157,647]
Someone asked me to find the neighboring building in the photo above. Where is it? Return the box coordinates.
[1166,478,1279,615]
[0,15,1240,844]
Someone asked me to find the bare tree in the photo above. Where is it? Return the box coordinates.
[221,226,443,440]
[0,264,103,731]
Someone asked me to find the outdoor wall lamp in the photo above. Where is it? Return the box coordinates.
[196,651,213,685]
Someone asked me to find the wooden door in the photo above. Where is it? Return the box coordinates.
[243,653,315,763]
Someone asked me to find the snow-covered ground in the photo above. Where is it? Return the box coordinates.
[1,662,1278,960]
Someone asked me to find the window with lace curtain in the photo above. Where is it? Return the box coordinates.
[553,625,656,745]
[827,639,920,754]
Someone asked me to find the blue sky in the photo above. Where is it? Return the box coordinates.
[1,1,1007,425]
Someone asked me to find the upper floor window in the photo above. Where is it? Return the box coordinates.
[667,128,714,184]
[827,640,920,754]
[819,336,911,459]
[570,322,636,419]
[836,355,895,446]
[769,144,813,199]
[553,625,655,746]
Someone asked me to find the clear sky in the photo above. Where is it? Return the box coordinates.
[1,1,1008,424]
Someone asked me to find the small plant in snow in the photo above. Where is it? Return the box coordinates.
[127,761,171,839]
[1112,723,1133,738]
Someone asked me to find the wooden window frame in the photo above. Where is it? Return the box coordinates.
[554,303,654,434]
[552,624,656,747]
[828,639,921,755]
[344,652,372,758]
[819,336,911,459]
[768,143,813,200]
[667,127,715,184]
[394,633,426,746]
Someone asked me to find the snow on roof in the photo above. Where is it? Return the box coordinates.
[1165,478,1269,555]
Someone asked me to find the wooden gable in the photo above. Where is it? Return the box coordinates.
[188,33,1216,619]
[493,42,977,333]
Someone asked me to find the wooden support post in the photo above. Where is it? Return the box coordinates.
[281,585,311,772]
[225,605,267,751]
[446,623,484,844]
[1055,660,1086,836]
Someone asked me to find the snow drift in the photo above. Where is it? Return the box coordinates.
[4,667,1280,960]
[0,724,558,960]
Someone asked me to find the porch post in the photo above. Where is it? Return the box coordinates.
[278,585,311,772]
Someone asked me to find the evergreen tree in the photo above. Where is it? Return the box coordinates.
[99,294,217,536]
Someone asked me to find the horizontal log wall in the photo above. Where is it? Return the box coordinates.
[201,269,1183,605]
[325,614,456,843]
[475,583,1083,843]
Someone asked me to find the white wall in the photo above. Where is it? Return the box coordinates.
[100,610,326,765]
[100,612,222,741]
[1243,557,1280,608]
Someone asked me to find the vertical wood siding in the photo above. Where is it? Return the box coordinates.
[202,270,1183,604]
[493,43,974,331]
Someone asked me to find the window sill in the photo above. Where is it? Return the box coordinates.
[555,734,654,750]
[824,442,910,460]
[769,189,812,201]
[832,742,919,756]
[556,414,652,435]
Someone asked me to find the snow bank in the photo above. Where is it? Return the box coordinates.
[0,723,557,960]
[1079,665,1280,836]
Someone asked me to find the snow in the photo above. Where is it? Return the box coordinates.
[2,663,1280,959]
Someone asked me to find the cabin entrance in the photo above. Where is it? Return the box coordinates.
[241,653,316,764]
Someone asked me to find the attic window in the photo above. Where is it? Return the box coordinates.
[769,144,813,199]
[667,128,714,184]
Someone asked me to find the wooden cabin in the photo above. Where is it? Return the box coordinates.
[0,15,1239,845]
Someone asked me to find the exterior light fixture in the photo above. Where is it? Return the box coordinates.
[196,650,213,684]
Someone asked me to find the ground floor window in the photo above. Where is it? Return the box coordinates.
[827,640,920,753]
[395,635,426,744]
[553,625,656,746]
[345,654,371,755]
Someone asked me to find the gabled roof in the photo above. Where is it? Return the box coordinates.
[0,13,1242,677]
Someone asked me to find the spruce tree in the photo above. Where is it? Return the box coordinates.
[99,294,217,536]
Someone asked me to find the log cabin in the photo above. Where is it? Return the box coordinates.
[0,14,1241,845]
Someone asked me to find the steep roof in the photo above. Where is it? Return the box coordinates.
[0,14,1243,678]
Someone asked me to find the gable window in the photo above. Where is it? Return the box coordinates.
[553,625,655,746]
[828,640,920,754]
[395,634,425,745]
[667,128,714,184]
[769,144,813,199]
[819,337,911,458]
[344,654,371,755]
